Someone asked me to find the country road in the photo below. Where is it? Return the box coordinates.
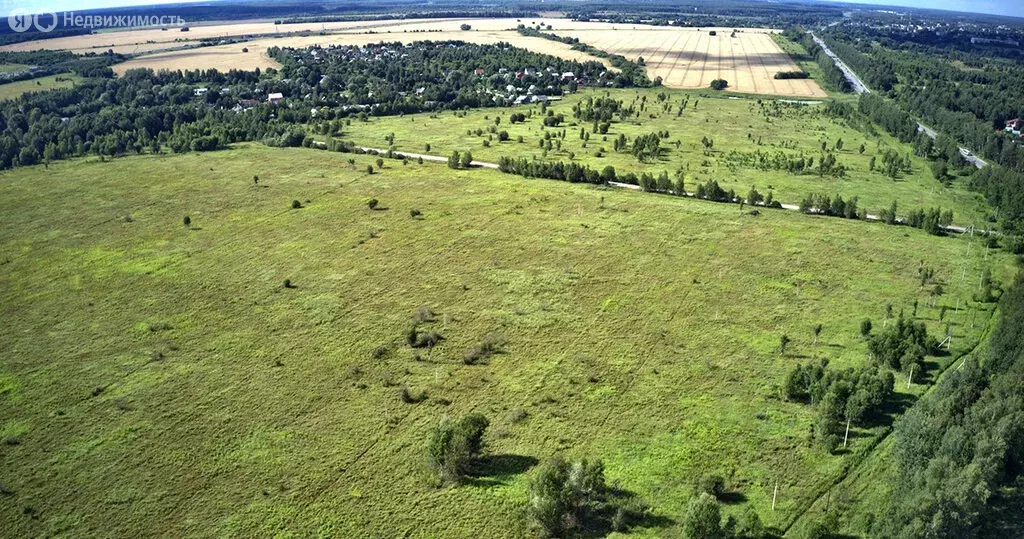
[361,147,969,234]
[358,147,499,169]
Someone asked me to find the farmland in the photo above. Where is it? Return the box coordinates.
[0,144,1013,537]
[110,30,609,75]
[534,28,826,97]
[7,17,823,97]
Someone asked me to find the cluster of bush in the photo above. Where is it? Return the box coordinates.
[785,360,895,451]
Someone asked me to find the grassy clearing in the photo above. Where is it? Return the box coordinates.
[771,34,853,102]
[342,88,991,227]
[0,73,82,101]
[0,144,1013,537]
[0,63,29,73]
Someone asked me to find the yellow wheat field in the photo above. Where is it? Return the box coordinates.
[547,27,827,97]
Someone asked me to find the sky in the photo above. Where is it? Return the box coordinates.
[834,0,1024,18]
[4,0,1023,19]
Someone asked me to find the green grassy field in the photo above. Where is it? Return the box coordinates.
[0,73,82,101]
[0,144,1014,537]
[770,35,852,101]
[342,88,990,228]
[0,64,30,73]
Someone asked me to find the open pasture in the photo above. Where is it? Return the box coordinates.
[346,88,990,226]
[0,144,1012,537]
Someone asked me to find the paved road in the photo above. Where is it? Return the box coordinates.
[363,148,969,234]
[915,124,988,169]
[809,32,870,94]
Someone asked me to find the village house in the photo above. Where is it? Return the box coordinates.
[267,92,283,105]
[1005,118,1023,136]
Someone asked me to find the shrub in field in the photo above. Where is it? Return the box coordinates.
[183,215,191,228]
[291,200,302,209]
[463,333,505,365]
[412,306,435,324]
[400,384,426,403]
[415,331,443,349]
[427,413,489,483]
[683,493,721,539]
[367,198,379,210]
[710,79,729,90]
[410,208,422,218]
[695,474,726,498]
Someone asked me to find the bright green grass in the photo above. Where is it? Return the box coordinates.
[342,88,990,227]
[0,144,1013,537]
[0,64,29,73]
[770,34,854,102]
[0,73,82,101]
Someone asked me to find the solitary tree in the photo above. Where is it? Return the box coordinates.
[366,164,374,175]
[376,158,384,169]
[813,324,823,345]
[183,215,191,228]
[460,150,474,169]
[860,318,873,337]
[778,334,791,355]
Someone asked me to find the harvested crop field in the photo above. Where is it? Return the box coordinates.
[546,27,827,97]
[112,46,282,74]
